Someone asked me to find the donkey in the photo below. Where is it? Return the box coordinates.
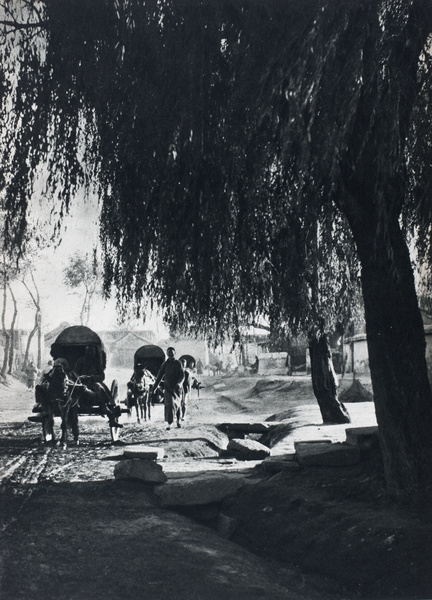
[36,360,85,449]
[127,368,155,423]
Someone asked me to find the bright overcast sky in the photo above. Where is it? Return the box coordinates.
[10,193,166,336]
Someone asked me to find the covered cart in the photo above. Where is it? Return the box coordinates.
[123,345,166,419]
[128,344,166,407]
[178,354,196,369]
[134,344,166,376]
[179,354,204,396]
[29,325,122,442]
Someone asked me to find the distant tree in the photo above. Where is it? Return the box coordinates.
[21,269,42,370]
[1,249,20,378]
[7,282,17,374]
[1,0,432,498]
[1,256,11,379]
[63,251,102,326]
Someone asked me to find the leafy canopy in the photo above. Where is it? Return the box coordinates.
[0,0,430,341]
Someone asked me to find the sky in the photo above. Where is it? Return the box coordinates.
[8,193,167,337]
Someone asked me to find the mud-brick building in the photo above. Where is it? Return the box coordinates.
[155,337,209,369]
[43,325,155,369]
[103,331,156,368]
[343,311,432,382]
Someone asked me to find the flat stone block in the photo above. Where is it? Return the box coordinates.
[345,426,381,458]
[123,445,165,460]
[262,455,299,473]
[227,438,271,460]
[345,426,379,445]
[294,440,332,449]
[295,442,361,467]
[218,422,272,434]
[114,458,167,483]
[213,383,226,390]
[154,472,247,506]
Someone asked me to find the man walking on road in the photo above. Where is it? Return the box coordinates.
[180,358,191,422]
[153,347,184,430]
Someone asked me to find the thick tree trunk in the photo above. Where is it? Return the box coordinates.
[355,219,432,498]
[309,330,351,424]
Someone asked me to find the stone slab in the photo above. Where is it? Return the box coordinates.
[227,438,271,460]
[295,441,361,466]
[345,426,379,445]
[261,454,299,473]
[217,422,273,434]
[345,426,381,457]
[213,383,227,390]
[153,472,247,506]
[114,458,167,483]
[123,445,165,460]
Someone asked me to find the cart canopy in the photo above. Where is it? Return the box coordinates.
[179,355,196,369]
[50,325,106,378]
[134,345,166,377]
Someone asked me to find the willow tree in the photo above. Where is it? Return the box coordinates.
[63,251,102,326]
[1,0,432,499]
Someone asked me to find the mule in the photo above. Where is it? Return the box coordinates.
[127,369,154,423]
[56,379,83,449]
[35,364,85,449]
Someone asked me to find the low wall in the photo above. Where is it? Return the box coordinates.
[257,352,290,376]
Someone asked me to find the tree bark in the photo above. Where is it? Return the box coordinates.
[7,284,18,374]
[308,330,351,424]
[37,310,42,369]
[353,218,432,498]
[1,279,10,378]
[23,311,38,371]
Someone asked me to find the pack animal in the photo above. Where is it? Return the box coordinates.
[35,361,85,449]
[127,368,155,422]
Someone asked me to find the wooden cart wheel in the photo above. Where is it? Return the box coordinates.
[110,379,121,442]
[110,379,119,403]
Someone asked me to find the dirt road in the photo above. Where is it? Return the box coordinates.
[0,373,328,600]
[1,373,432,600]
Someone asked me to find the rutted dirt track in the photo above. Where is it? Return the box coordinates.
[1,373,432,600]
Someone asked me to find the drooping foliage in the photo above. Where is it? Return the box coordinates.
[0,0,430,343]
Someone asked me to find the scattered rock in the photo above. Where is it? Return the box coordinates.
[114,458,167,483]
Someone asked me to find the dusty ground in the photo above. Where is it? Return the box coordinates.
[1,371,432,600]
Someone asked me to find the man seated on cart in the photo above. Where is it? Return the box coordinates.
[37,358,75,400]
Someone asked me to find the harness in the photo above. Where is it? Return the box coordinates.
[59,377,81,411]
[45,368,81,412]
